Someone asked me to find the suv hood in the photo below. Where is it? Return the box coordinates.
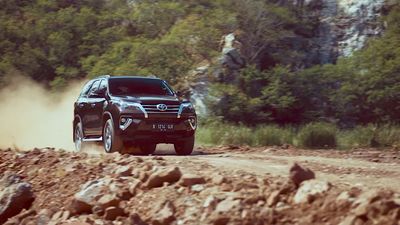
[112,95,182,105]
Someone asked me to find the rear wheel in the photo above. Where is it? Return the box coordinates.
[174,136,194,156]
[103,119,123,153]
[74,122,85,152]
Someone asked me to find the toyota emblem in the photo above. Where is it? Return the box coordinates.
[156,104,168,111]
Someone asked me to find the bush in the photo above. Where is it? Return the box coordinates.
[337,124,400,149]
[296,123,337,149]
[337,125,376,149]
[196,120,294,147]
[254,126,294,146]
[196,120,399,150]
[375,124,400,147]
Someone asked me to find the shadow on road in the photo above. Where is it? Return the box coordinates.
[152,144,219,156]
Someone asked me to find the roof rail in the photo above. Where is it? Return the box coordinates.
[96,74,111,79]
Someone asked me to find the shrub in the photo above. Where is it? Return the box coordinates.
[375,124,400,147]
[219,125,254,146]
[337,125,376,149]
[296,123,337,149]
[254,126,294,146]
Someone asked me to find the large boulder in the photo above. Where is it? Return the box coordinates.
[179,174,206,187]
[69,177,112,215]
[145,167,182,189]
[293,180,331,204]
[289,163,315,187]
[0,172,35,224]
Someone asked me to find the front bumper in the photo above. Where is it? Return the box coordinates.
[116,113,196,144]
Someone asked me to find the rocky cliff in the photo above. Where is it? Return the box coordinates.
[191,0,387,114]
[307,0,385,63]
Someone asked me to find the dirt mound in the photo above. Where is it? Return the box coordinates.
[0,148,399,225]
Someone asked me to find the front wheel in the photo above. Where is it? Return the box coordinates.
[103,119,123,153]
[174,136,195,156]
[74,122,85,152]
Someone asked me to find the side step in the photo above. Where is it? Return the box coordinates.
[83,137,103,142]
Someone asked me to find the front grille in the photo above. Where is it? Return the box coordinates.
[142,104,180,114]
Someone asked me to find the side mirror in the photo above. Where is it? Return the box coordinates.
[175,91,183,97]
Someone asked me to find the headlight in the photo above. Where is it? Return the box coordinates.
[115,101,148,118]
[177,102,195,118]
[181,102,194,110]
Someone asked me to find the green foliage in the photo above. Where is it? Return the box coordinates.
[208,65,300,125]
[197,119,294,147]
[253,126,295,146]
[337,125,376,149]
[0,0,128,85]
[197,121,399,149]
[337,124,400,149]
[296,123,337,149]
[0,0,399,130]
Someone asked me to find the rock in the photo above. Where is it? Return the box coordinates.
[128,179,142,196]
[179,174,206,187]
[267,190,280,207]
[152,201,175,225]
[97,194,121,210]
[37,209,53,225]
[3,209,36,225]
[191,184,205,193]
[129,213,148,225]
[69,178,110,215]
[0,173,35,224]
[115,166,132,177]
[350,189,396,217]
[215,198,241,213]
[352,189,383,207]
[203,196,217,208]
[338,215,362,225]
[145,167,182,189]
[336,191,355,207]
[212,174,226,185]
[294,180,332,204]
[212,214,230,225]
[117,187,133,201]
[104,206,125,221]
[289,163,315,187]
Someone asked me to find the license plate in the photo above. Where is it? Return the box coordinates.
[152,123,174,131]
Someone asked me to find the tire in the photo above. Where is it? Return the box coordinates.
[139,144,157,155]
[174,135,195,156]
[74,122,85,152]
[103,119,123,153]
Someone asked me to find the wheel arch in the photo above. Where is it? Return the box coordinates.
[102,112,114,135]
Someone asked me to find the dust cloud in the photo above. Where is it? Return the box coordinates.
[0,76,85,150]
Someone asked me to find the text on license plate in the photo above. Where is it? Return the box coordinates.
[152,124,174,131]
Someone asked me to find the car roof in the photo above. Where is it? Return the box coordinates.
[95,75,162,80]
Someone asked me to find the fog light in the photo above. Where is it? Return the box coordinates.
[119,117,133,130]
[188,117,197,130]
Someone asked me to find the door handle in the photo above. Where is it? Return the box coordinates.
[79,103,84,108]
[91,103,96,108]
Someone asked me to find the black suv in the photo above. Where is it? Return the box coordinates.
[73,75,197,155]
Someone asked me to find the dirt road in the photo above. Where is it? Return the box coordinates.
[1,146,399,225]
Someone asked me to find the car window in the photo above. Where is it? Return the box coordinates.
[80,80,94,97]
[88,80,100,97]
[108,78,174,96]
[99,79,107,93]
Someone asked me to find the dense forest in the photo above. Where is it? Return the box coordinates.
[1,0,399,126]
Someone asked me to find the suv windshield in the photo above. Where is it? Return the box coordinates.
[108,78,174,96]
